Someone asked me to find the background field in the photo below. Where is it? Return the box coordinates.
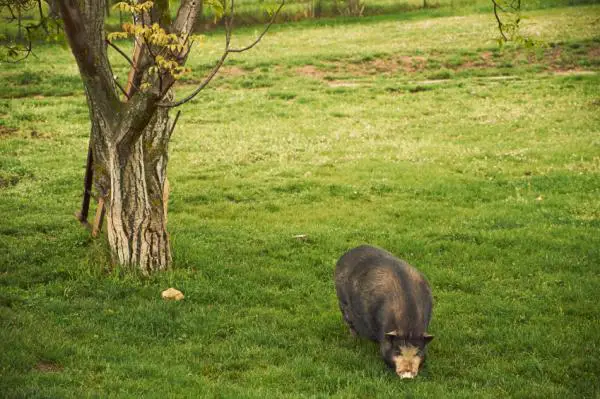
[1,3,600,398]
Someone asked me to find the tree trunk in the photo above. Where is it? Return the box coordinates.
[58,0,199,274]
[90,105,172,274]
[347,0,362,16]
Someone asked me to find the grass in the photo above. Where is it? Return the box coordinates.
[1,4,600,398]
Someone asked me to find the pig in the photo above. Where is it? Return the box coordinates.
[334,245,434,379]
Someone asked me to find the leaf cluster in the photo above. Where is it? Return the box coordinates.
[491,0,541,48]
[108,1,200,83]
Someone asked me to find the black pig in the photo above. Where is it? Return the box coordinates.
[334,245,434,378]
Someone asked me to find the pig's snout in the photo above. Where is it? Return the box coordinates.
[397,371,417,379]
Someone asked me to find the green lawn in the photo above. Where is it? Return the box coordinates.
[1,4,600,398]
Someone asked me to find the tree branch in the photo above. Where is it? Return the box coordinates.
[158,0,285,108]
[168,110,181,139]
[229,1,284,53]
[58,0,97,77]
[106,39,135,69]
[492,0,523,43]
[171,0,201,38]
[492,1,508,41]
[36,0,49,34]
[114,77,130,100]
[59,0,121,118]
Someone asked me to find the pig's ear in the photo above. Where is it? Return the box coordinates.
[384,331,398,341]
[423,333,434,344]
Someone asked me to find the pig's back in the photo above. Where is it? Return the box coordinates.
[335,245,432,341]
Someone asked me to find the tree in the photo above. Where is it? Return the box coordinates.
[346,0,363,16]
[54,0,283,274]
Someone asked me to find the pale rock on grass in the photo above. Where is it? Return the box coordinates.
[161,288,185,301]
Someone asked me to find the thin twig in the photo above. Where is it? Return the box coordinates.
[159,50,229,108]
[114,77,130,99]
[36,0,48,33]
[230,1,284,53]
[492,0,507,13]
[158,0,285,108]
[106,39,137,68]
[168,110,181,139]
[2,24,33,62]
[6,4,17,20]
[492,1,508,41]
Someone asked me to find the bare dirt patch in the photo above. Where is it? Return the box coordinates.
[371,58,399,73]
[0,125,19,138]
[295,43,600,83]
[398,56,427,72]
[34,361,63,373]
[588,47,600,59]
[296,56,428,81]
[296,65,327,79]
[220,66,247,77]
[480,51,493,61]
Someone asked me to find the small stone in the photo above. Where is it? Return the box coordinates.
[161,287,184,301]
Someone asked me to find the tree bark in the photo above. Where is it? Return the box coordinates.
[102,108,172,273]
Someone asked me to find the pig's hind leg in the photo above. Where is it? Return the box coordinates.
[338,301,358,337]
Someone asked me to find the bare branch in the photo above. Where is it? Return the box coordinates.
[114,76,130,100]
[36,0,48,34]
[492,1,508,41]
[229,1,284,53]
[492,0,507,13]
[492,0,524,44]
[2,41,32,62]
[6,4,18,20]
[158,0,285,108]
[2,23,35,62]
[106,39,135,68]
[168,110,181,139]
[159,50,229,108]
[1,0,55,62]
